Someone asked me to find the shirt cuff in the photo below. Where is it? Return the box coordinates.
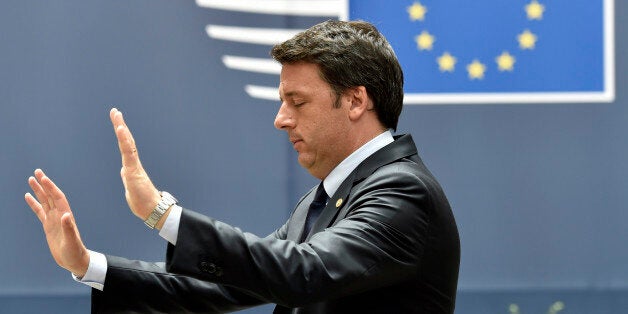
[159,204,182,245]
[72,250,107,291]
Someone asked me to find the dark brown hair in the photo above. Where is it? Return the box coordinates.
[271,20,404,131]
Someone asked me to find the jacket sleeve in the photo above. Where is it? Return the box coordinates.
[91,217,295,314]
[90,255,267,313]
[165,164,446,308]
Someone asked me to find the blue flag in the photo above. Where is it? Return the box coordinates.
[346,0,615,104]
[197,0,614,104]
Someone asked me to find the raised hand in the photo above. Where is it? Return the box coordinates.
[109,108,161,222]
[25,169,90,277]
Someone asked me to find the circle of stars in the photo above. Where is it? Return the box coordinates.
[408,1,545,80]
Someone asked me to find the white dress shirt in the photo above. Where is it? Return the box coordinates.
[77,130,394,291]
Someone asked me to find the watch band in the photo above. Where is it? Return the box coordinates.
[144,191,178,229]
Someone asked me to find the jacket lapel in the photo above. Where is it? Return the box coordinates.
[303,134,418,241]
[286,186,317,242]
[304,177,354,241]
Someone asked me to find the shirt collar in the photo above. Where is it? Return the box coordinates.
[322,130,394,197]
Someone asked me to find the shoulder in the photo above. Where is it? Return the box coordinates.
[362,156,442,194]
[349,156,451,219]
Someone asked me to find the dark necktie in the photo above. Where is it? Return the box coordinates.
[301,182,328,241]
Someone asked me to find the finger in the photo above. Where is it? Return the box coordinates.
[25,192,45,223]
[28,175,51,213]
[34,168,46,181]
[110,109,142,170]
[109,107,118,125]
[116,124,140,168]
[34,169,58,211]
[39,175,71,212]
[110,108,134,149]
[110,107,130,129]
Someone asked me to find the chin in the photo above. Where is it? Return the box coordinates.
[297,158,317,176]
[297,160,312,172]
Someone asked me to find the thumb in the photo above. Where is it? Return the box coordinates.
[61,212,81,243]
[60,212,89,277]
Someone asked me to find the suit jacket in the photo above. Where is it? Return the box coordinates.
[92,134,460,313]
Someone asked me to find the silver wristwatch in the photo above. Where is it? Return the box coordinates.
[144,191,178,229]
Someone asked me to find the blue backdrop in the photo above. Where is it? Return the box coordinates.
[0,1,626,313]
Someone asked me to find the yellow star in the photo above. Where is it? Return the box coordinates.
[496,51,516,71]
[525,0,545,20]
[415,31,435,51]
[518,29,537,49]
[407,2,428,21]
[467,60,486,80]
[437,52,456,72]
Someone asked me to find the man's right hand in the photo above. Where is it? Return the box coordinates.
[25,169,90,277]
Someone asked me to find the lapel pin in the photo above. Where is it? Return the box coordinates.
[336,198,343,207]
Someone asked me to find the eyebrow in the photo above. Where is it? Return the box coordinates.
[279,90,304,102]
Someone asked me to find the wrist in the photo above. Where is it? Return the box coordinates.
[145,192,162,220]
[144,191,178,229]
[72,249,90,278]
[154,206,173,231]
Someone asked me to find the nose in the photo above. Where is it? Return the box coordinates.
[274,102,295,130]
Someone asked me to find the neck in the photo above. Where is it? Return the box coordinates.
[316,127,389,180]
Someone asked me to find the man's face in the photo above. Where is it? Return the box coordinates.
[274,62,352,179]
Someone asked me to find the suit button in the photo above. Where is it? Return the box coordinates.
[207,263,216,274]
[215,267,223,277]
[199,261,209,272]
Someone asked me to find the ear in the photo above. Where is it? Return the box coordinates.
[347,86,371,121]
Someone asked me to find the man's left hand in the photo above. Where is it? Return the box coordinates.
[109,108,161,222]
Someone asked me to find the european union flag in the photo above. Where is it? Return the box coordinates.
[345,0,615,104]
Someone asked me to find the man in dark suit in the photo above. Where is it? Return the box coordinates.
[25,20,460,313]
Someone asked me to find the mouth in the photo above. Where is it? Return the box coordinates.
[290,138,303,150]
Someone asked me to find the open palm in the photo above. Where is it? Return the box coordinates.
[25,169,89,277]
